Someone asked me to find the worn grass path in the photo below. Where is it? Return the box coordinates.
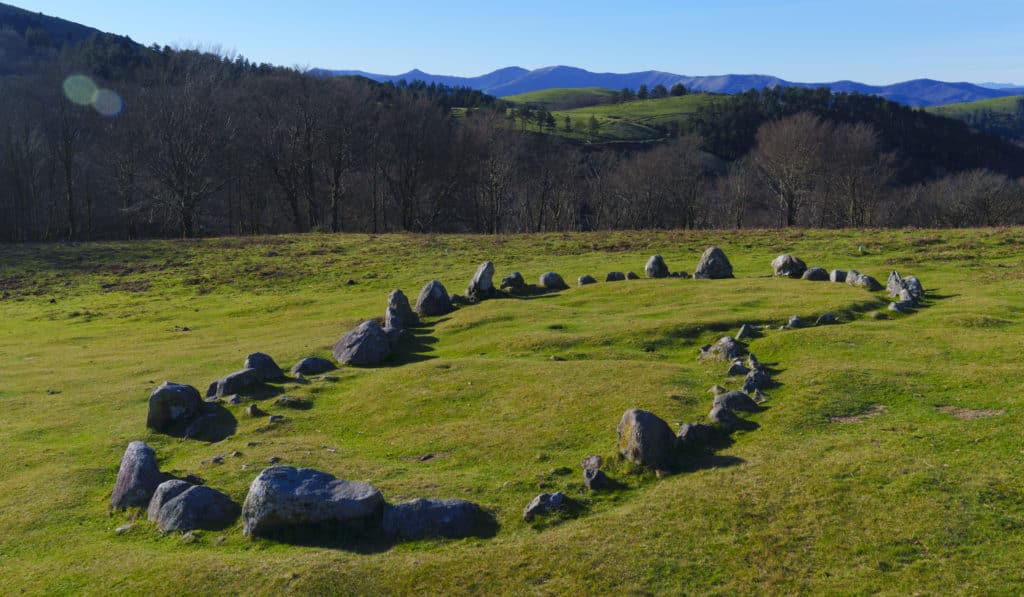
[2,229,1024,594]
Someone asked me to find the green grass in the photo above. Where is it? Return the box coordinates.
[4,228,1024,594]
[926,94,1024,117]
[508,93,721,141]
[502,87,620,109]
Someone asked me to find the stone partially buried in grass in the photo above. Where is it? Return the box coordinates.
[242,466,385,538]
[111,441,162,509]
[466,261,497,301]
[382,498,493,540]
[523,491,566,522]
[290,357,336,377]
[617,409,676,470]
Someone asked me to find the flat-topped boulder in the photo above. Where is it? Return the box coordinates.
[244,352,283,382]
[713,391,759,413]
[771,255,807,278]
[147,480,238,532]
[539,272,568,290]
[206,368,261,399]
[847,271,883,291]
[606,272,626,282]
[290,357,336,376]
[333,320,392,367]
[466,261,497,301]
[111,441,162,509]
[242,466,385,538]
[147,382,203,432]
[382,498,493,540]
[617,409,676,470]
[802,267,829,281]
[645,255,669,279]
[578,275,597,286]
[693,246,734,279]
[385,289,419,330]
[416,280,453,316]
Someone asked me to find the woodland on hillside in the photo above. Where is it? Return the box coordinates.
[1,29,1024,242]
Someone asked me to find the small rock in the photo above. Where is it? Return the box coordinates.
[785,315,804,329]
[226,395,242,405]
[211,456,225,465]
[583,468,611,491]
[115,523,133,535]
[625,271,640,280]
[743,368,771,394]
[290,357,336,377]
[645,255,670,279]
[736,324,756,340]
[580,455,603,471]
[274,395,309,409]
[499,271,527,293]
[245,404,267,418]
[231,451,242,458]
[605,272,626,282]
[181,532,199,544]
[346,279,357,286]
[578,275,597,286]
[753,389,768,403]
[267,456,282,464]
[523,492,566,521]
[727,360,750,376]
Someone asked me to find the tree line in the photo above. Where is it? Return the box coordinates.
[1,34,1023,242]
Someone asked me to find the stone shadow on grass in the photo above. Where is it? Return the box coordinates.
[385,327,440,367]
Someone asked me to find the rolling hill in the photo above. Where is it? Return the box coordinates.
[314,64,1024,108]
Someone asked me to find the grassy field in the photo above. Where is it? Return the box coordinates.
[3,228,1024,594]
[502,87,620,110]
[506,93,722,142]
[926,94,1024,118]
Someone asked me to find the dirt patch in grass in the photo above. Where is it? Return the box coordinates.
[830,404,887,424]
[936,406,1004,420]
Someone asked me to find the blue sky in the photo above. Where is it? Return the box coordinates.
[14,0,1024,84]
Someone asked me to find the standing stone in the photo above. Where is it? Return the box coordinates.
[743,368,771,394]
[903,276,924,302]
[466,261,497,301]
[606,272,626,282]
[693,246,734,279]
[244,353,284,382]
[771,255,807,278]
[382,498,490,540]
[886,271,904,297]
[539,272,568,290]
[499,272,527,293]
[147,382,203,432]
[111,441,162,509]
[415,281,453,316]
[736,324,756,340]
[617,409,676,469]
[147,480,238,532]
[290,357,336,376]
[385,289,419,330]
[242,466,385,537]
[583,468,610,491]
[645,255,670,279]
[578,275,597,286]
[802,267,829,281]
[830,269,847,283]
[727,360,750,376]
[333,320,392,366]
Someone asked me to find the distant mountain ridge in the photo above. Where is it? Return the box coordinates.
[314,65,1024,108]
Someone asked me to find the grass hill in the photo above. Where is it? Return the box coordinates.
[502,87,619,110]
[925,95,1024,143]
[3,228,1024,593]
[926,94,1024,117]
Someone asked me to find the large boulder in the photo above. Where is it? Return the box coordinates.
[385,289,419,330]
[147,480,238,532]
[333,320,392,367]
[382,498,491,540]
[242,466,385,538]
[111,441,162,509]
[206,368,261,399]
[499,272,527,293]
[147,382,203,432]
[712,391,759,413]
[771,255,807,278]
[802,267,829,281]
[290,357,336,376]
[645,255,670,279]
[415,281,452,316]
[693,246,734,279]
[466,261,497,301]
[244,352,284,382]
[830,269,847,283]
[903,276,924,302]
[617,409,676,469]
[539,272,568,291]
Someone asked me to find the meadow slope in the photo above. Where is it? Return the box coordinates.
[2,229,1024,595]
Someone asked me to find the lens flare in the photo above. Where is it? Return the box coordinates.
[92,88,124,117]
[62,74,97,106]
